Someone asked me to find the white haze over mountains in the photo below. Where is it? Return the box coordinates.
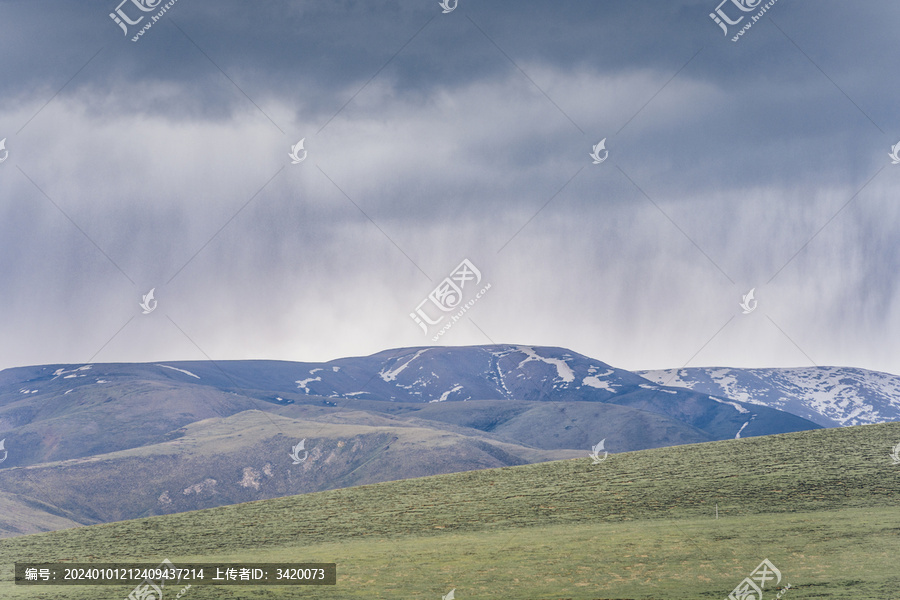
[1,2,899,377]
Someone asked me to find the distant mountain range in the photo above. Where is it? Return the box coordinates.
[0,344,895,538]
[637,366,900,428]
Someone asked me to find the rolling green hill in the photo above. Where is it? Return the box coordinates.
[1,422,898,599]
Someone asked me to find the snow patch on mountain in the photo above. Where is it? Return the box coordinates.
[588,367,614,376]
[637,369,697,389]
[711,396,750,414]
[430,384,464,403]
[156,364,201,379]
[380,348,430,382]
[515,346,575,383]
[706,369,754,402]
[295,376,321,392]
[52,365,92,380]
[582,376,613,391]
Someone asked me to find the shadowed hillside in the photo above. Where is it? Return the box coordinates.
[1,422,898,599]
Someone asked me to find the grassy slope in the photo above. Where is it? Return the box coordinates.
[1,422,898,599]
[0,492,82,537]
[0,410,584,535]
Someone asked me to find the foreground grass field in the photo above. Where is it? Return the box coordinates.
[1,421,898,599]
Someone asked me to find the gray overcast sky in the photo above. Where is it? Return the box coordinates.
[1,0,899,375]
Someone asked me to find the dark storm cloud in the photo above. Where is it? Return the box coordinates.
[1,0,899,375]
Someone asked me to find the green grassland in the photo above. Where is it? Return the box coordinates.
[1,421,898,599]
